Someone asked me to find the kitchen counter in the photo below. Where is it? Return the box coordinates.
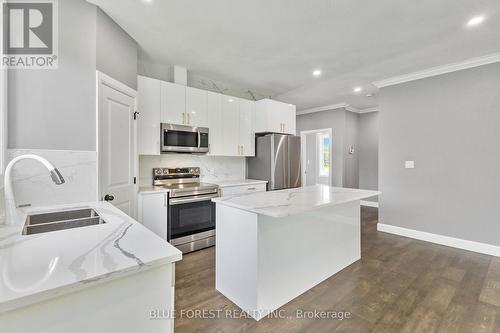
[214,185,380,320]
[209,179,268,188]
[138,186,170,194]
[212,185,380,218]
[0,201,182,314]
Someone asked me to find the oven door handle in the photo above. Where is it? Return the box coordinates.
[169,194,219,205]
[197,129,201,149]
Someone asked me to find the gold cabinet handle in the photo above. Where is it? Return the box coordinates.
[182,112,185,124]
[242,145,244,155]
[187,112,190,124]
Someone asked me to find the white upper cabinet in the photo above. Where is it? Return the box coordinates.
[287,103,297,135]
[138,75,260,156]
[138,76,161,155]
[255,98,296,135]
[186,87,208,127]
[238,98,255,156]
[207,91,223,155]
[161,81,186,125]
[221,96,240,156]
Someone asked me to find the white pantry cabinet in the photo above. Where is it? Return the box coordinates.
[161,81,186,125]
[255,98,296,135]
[138,76,161,155]
[238,98,255,156]
[208,95,255,157]
[207,91,223,155]
[138,191,168,240]
[186,87,208,127]
[221,95,240,156]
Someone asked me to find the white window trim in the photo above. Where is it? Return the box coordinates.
[0,1,7,175]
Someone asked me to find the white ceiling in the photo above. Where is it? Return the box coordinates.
[88,0,500,110]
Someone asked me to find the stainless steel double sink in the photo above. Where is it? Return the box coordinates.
[22,208,106,235]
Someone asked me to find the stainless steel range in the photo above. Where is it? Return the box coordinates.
[153,167,219,253]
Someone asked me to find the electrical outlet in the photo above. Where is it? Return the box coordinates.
[405,161,415,169]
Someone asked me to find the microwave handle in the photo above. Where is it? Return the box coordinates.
[197,129,201,149]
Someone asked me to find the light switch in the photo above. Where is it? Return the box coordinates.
[405,161,415,169]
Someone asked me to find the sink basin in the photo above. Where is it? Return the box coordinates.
[22,208,106,235]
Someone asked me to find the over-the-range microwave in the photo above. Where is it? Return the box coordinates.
[161,123,209,153]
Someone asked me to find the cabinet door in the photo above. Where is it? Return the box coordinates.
[207,91,223,155]
[138,192,168,239]
[137,76,161,155]
[238,98,255,156]
[221,96,240,156]
[186,87,207,127]
[285,103,296,135]
[161,81,186,125]
[262,99,287,133]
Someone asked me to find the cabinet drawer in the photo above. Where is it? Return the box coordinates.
[220,183,266,197]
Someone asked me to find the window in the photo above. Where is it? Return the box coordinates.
[317,133,330,177]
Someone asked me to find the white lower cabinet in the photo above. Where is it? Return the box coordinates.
[138,191,168,240]
[219,183,267,197]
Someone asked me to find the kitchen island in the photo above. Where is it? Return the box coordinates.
[212,185,380,320]
[0,201,182,333]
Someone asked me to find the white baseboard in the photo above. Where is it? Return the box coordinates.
[361,200,379,208]
[377,223,500,257]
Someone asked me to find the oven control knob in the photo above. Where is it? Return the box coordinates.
[189,168,195,174]
[154,169,162,175]
[162,168,169,175]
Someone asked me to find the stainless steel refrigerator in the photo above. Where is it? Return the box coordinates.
[247,134,301,191]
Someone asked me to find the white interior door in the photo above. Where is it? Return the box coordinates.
[98,73,137,216]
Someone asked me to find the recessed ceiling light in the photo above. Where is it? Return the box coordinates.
[467,15,485,27]
[312,69,322,77]
[353,87,362,93]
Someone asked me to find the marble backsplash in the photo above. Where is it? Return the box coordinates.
[139,155,246,186]
[0,149,98,216]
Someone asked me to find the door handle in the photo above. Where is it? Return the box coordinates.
[104,194,115,202]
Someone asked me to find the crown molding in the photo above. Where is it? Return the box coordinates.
[297,103,375,115]
[358,107,379,114]
[297,103,348,115]
[373,52,500,88]
[345,105,360,113]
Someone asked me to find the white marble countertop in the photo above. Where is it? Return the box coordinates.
[212,185,381,218]
[138,179,267,194]
[0,201,182,313]
[138,186,170,194]
[208,179,268,188]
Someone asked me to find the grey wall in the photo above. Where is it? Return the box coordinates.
[96,8,138,90]
[359,112,379,201]
[8,0,97,150]
[297,108,346,187]
[7,0,138,151]
[343,111,359,189]
[379,62,500,246]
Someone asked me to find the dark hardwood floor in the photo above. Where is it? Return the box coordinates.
[174,207,500,332]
